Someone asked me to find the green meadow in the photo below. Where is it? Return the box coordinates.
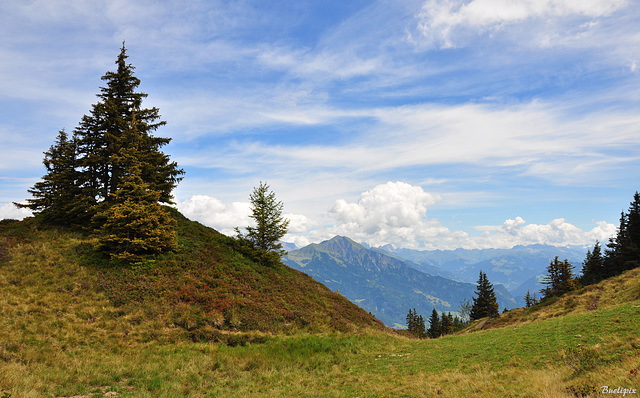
[1,217,639,397]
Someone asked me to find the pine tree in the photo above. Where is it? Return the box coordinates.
[440,312,454,336]
[237,181,290,265]
[604,192,640,277]
[74,43,183,208]
[541,257,578,299]
[427,308,441,338]
[470,271,499,320]
[406,308,416,333]
[524,290,532,308]
[94,160,177,261]
[405,308,425,338]
[15,130,91,224]
[17,44,183,232]
[580,241,605,285]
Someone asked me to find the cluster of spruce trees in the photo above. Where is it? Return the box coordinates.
[581,192,640,285]
[16,45,184,261]
[406,308,464,339]
[521,192,640,305]
[406,270,499,338]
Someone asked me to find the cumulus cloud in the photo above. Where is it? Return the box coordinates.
[177,195,318,247]
[0,203,32,221]
[321,182,617,250]
[414,0,629,48]
[161,184,617,251]
[177,195,251,236]
[329,181,441,231]
[473,217,617,248]
[326,181,445,248]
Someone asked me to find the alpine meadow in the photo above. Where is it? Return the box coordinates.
[2,1,640,397]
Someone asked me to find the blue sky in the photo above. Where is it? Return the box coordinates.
[1,0,638,250]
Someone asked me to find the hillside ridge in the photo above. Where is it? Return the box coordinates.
[0,211,385,343]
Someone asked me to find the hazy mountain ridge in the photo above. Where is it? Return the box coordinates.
[283,236,516,327]
[377,243,588,305]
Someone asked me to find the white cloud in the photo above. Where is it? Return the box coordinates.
[221,101,640,186]
[177,195,251,236]
[473,217,617,248]
[329,181,441,233]
[316,182,617,250]
[176,194,318,247]
[146,184,618,251]
[0,203,32,221]
[415,0,629,49]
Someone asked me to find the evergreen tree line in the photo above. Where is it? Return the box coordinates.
[16,44,184,260]
[580,192,640,285]
[405,308,464,339]
[525,191,640,305]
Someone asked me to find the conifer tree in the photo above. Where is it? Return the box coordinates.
[17,45,183,261]
[427,308,441,338]
[440,312,454,336]
[237,182,290,264]
[524,290,533,308]
[470,271,499,320]
[405,308,425,338]
[92,118,178,260]
[94,160,177,261]
[74,43,183,208]
[15,130,91,224]
[604,192,640,277]
[541,257,578,299]
[580,241,605,285]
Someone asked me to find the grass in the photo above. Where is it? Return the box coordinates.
[1,216,639,397]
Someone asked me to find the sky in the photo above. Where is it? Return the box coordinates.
[1,0,639,250]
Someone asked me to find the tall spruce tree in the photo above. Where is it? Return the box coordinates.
[16,45,183,261]
[604,192,640,277]
[74,43,183,210]
[580,241,605,285]
[427,308,441,338]
[470,271,499,320]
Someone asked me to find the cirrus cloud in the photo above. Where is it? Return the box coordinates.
[414,0,629,49]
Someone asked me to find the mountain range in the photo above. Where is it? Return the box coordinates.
[282,236,517,328]
[284,236,588,327]
[376,243,587,303]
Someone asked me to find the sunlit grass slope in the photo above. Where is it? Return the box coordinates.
[1,213,639,397]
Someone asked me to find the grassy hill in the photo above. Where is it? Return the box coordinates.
[1,212,639,397]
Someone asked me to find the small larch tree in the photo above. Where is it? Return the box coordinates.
[236,181,290,266]
[406,308,425,338]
